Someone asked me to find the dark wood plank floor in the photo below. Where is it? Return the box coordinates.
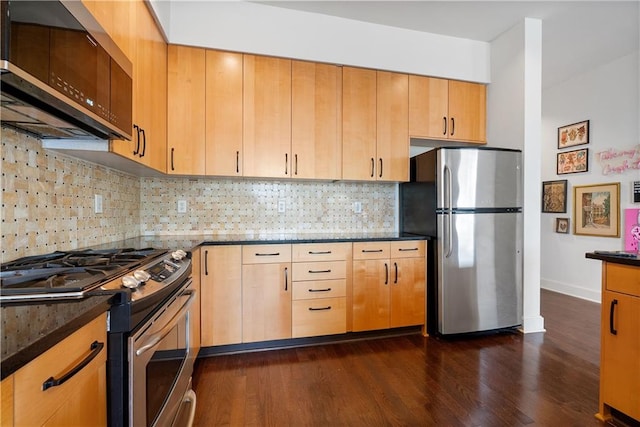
[192,289,602,426]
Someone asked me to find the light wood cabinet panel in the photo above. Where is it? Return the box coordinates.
[242,262,292,342]
[352,259,391,331]
[1,375,13,426]
[292,279,346,300]
[13,313,107,427]
[191,248,201,354]
[205,50,243,176]
[291,61,341,180]
[242,244,292,264]
[243,55,292,178]
[292,261,346,281]
[376,71,409,182]
[167,44,206,175]
[390,257,426,327]
[342,66,377,181]
[292,242,352,262]
[390,241,426,259]
[353,242,391,260]
[82,1,134,59]
[200,246,242,346]
[292,297,347,338]
[448,80,486,143]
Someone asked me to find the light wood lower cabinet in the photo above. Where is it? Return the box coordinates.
[6,313,108,427]
[598,262,640,422]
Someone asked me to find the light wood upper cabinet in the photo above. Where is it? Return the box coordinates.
[243,55,292,178]
[291,60,342,180]
[342,66,377,181]
[81,0,134,59]
[167,45,206,175]
[409,75,486,144]
[376,71,409,182]
[205,50,243,176]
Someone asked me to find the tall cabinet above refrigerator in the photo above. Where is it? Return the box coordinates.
[401,147,523,335]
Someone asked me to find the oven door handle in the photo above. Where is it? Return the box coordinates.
[135,289,196,357]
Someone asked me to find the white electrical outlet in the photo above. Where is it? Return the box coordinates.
[94,194,103,214]
[354,201,362,214]
[177,200,187,213]
[278,200,286,213]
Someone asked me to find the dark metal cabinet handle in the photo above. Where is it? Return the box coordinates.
[370,158,375,178]
[442,117,447,135]
[284,267,288,291]
[309,251,331,255]
[133,124,141,155]
[294,154,298,176]
[308,288,331,293]
[399,248,419,252]
[379,158,383,178]
[362,249,383,253]
[204,250,209,276]
[308,269,331,274]
[139,128,146,157]
[256,252,280,257]
[42,341,104,391]
[609,299,618,335]
[394,262,398,284]
[450,117,455,136]
[309,306,331,311]
[384,263,389,285]
[236,151,240,173]
[171,148,175,171]
[285,153,288,175]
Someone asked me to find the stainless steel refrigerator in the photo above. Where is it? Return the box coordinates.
[401,147,523,335]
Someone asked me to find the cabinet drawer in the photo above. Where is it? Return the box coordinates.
[353,242,391,260]
[606,263,640,297]
[242,244,292,264]
[292,279,346,300]
[390,240,425,258]
[292,242,351,262]
[292,261,346,281]
[292,297,346,338]
[14,313,107,427]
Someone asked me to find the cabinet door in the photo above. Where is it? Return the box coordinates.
[390,257,426,328]
[342,67,377,181]
[601,290,640,420]
[82,1,134,59]
[352,259,390,331]
[145,11,167,172]
[242,263,292,342]
[377,71,409,182]
[201,246,242,346]
[167,45,206,175]
[205,50,243,176]
[243,55,292,178]
[190,248,201,354]
[408,75,448,139]
[291,61,341,180]
[1,376,13,426]
[448,80,486,143]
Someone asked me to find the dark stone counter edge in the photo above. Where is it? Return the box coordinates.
[1,295,112,380]
[196,233,431,247]
[586,252,640,267]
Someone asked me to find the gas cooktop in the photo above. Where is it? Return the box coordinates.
[0,248,168,300]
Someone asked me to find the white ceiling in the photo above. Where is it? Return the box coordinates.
[257,1,639,89]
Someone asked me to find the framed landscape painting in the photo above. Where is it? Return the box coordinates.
[573,182,620,237]
[542,180,568,213]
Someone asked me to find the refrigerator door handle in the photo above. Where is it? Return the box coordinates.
[444,165,453,258]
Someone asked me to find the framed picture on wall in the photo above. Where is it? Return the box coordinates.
[555,218,570,234]
[558,120,589,149]
[542,180,568,213]
[557,148,589,175]
[573,182,620,237]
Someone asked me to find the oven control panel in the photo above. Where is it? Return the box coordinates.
[146,259,181,282]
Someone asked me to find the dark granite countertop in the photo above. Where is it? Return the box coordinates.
[586,251,640,267]
[1,294,112,379]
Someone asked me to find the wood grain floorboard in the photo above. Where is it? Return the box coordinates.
[193,289,602,426]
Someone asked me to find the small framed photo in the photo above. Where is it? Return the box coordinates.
[573,182,620,237]
[558,120,589,149]
[555,218,570,234]
[542,180,568,213]
[557,148,588,175]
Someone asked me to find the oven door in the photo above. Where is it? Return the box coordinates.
[129,279,196,427]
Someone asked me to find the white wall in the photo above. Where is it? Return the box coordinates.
[488,18,545,333]
[541,51,640,302]
[160,1,490,83]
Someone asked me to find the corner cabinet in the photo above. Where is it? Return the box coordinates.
[409,75,486,144]
[3,313,108,427]
[598,262,640,423]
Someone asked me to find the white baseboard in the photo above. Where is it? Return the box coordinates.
[541,278,601,303]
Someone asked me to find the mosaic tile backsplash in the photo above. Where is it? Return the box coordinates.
[2,128,397,262]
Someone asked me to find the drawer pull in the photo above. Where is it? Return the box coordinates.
[309,250,331,255]
[308,288,332,293]
[362,249,383,253]
[42,341,104,391]
[398,248,419,252]
[309,306,332,311]
[609,299,618,335]
[308,269,331,274]
[256,252,280,256]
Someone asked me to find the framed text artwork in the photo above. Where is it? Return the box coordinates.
[558,120,589,149]
[573,182,620,237]
[557,148,589,175]
[541,180,568,213]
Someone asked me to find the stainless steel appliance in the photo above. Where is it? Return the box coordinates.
[401,147,523,335]
[0,247,197,427]
[0,0,132,140]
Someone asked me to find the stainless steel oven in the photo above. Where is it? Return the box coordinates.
[129,278,197,427]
